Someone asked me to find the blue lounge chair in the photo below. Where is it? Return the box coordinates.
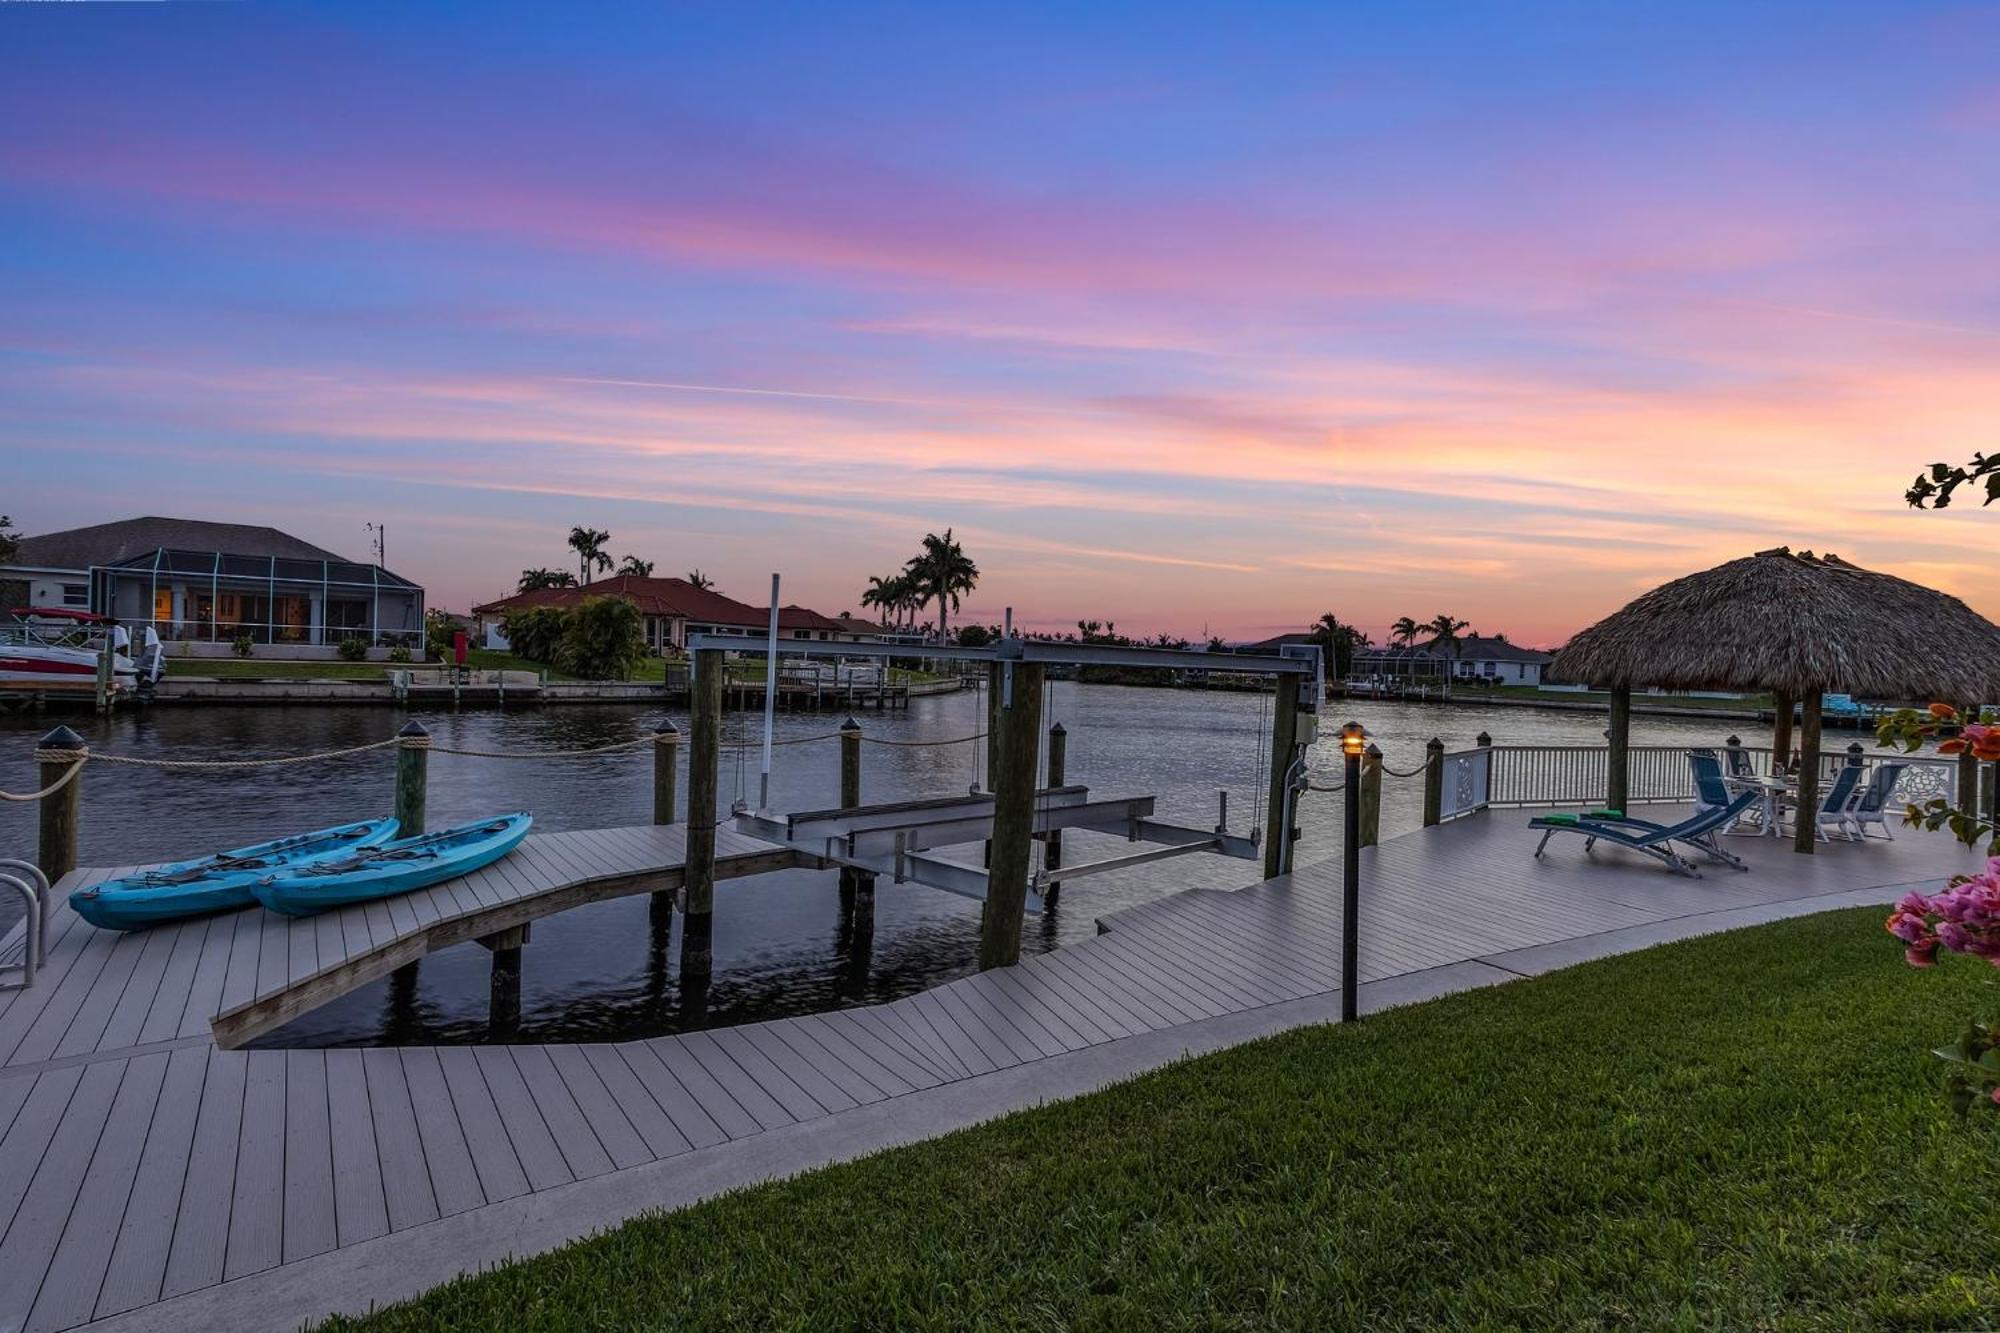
[1531,752,1758,877]
[1848,762,1908,840]
[1807,763,1866,842]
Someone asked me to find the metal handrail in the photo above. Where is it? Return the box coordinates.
[0,859,50,970]
[0,875,40,988]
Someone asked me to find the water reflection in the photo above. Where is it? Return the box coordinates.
[0,686,1772,1046]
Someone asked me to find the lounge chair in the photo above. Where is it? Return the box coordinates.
[1531,788,1760,878]
[1844,762,1907,841]
[1806,763,1866,842]
[1724,745,1758,780]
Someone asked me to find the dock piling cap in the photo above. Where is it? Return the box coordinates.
[397,720,430,739]
[37,724,87,751]
[1050,721,1066,736]
[839,715,862,732]
[654,718,681,737]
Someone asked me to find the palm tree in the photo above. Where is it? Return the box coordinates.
[618,555,654,577]
[1309,612,1371,677]
[1390,616,1421,647]
[684,568,715,592]
[1427,613,1472,683]
[568,526,612,585]
[860,573,903,627]
[517,568,577,592]
[905,529,979,646]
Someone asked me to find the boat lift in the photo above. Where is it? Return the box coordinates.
[689,627,1321,925]
[734,784,1260,914]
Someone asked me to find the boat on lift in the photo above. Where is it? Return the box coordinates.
[0,608,165,695]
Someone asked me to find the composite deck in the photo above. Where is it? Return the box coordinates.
[0,811,1983,1332]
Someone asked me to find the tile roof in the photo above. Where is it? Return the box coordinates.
[472,576,852,632]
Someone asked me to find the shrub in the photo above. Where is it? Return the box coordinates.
[556,596,647,680]
[387,644,412,664]
[231,633,254,658]
[501,605,569,664]
[337,635,369,662]
[423,609,457,662]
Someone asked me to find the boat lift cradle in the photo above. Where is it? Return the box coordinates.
[733,785,1259,914]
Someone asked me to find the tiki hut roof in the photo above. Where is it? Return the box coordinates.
[1549,547,2000,700]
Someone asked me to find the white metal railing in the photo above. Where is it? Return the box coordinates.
[1436,742,1960,821]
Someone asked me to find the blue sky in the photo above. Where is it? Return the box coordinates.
[6,2,1998,638]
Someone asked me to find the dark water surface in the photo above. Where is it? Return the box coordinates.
[0,688,1769,1046]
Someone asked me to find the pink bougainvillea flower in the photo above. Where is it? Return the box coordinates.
[1907,940,1941,968]
[1930,703,1960,720]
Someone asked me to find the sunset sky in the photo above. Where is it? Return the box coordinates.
[5,2,1998,644]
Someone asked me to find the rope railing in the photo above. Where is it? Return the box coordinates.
[84,738,405,769]
[860,732,987,748]
[0,760,87,803]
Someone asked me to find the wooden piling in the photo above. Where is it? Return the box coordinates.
[979,661,1044,970]
[481,924,528,1035]
[394,721,429,837]
[838,716,874,922]
[1043,721,1067,906]
[651,718,681,929]
[36,725,86,883]
[1261,675,1303,879]
[94,635,114,715]
[1421,737,1445,827]
[1606,686,1631,813]
[652,720,680,825]
[682,647,723,983]
[1793,691,1822,854]
[1358,743,1382,848]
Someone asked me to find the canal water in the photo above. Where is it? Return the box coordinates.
[0,688,1773,1047]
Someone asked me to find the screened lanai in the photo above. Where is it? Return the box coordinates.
[90,546,425,649]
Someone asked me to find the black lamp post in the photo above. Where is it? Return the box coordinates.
[1340,720,1366,1022]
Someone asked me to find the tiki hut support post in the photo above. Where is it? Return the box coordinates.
[1606,686,1631,812]
[1792,692,1822,855]
[1770,688,1794,775]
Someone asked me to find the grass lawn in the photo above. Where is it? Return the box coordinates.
[323,908,2000,1331]
[166,658,392,681]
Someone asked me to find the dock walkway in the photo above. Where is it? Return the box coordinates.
[0,811,1981,1331]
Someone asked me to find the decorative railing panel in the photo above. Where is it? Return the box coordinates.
[1444,743,1959,816]
[1437,749,1490,821]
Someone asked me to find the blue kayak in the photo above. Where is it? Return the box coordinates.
[250,813,533,917]
[70,818,400,931]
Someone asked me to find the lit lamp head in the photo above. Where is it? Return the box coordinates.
[1340,720,1367,758]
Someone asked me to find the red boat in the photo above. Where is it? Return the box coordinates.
[0,609,163,693]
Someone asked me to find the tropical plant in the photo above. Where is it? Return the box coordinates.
[231,633,254,659]
[1907,452,2000,509]
[517,568,576,592]
[905,529,978,645]
[567,526,613,584]
[685,568,715,592]
[387,644,412,664]
[1389,616,1421,647]
[337,635,369,662]
[556,596,648,680]
[500,605,569,664]
[424,608,458,661]
[0,515,17,564]
[618,555,655,577]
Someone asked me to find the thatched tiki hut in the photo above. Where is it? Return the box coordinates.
[1550,548,2000,853]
